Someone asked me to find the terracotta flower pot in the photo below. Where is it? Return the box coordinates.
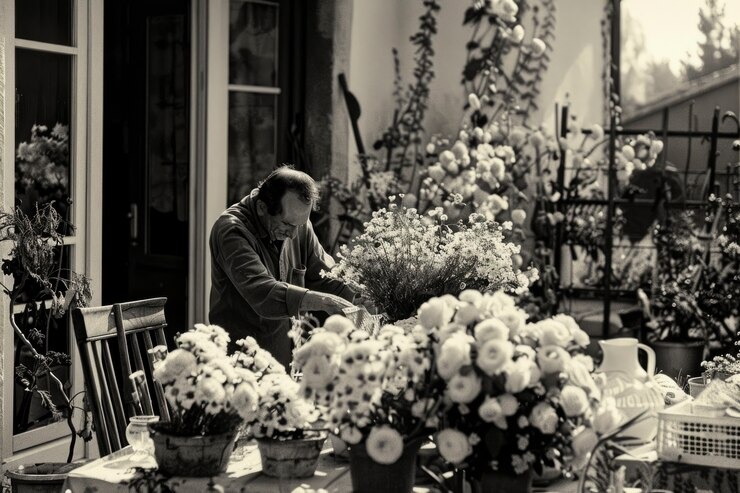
[257,433,327,479]
[149,427,238,477]
[348,437,422,493]
[653,339,705,379]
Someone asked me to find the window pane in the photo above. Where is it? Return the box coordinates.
[229,0,278,86]
[146,15,190,256]
[15,0,73,46]
[13,246,73,435]
[15,48,73,234]
[228,92,277,205]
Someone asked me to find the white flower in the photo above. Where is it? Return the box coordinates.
[498,393,518,416]
[589,124,605,141]
[559,385,590,417]
[511,209,527,226]
[468,93,482,111]
[530,38,547,57]
[497,306,527,336]
[530,402,559,434]
[436,429,472,464]
[447,373,482,404]
[153,349,196,383]
[232,382,258,420]
[474,319,510,343]
[302,355,334,389]
[504,358,534,393]
[511,24,525,43]
[428,163,446,183]
[538,320,572,347]
[365,426,404,465]
[323,315,356,336]
[419,297,453,330]
[573,354,594,372]
[454,303,481,326]
[478,396,508,429]
[491,0,518,22]
[476,339,514,376]
[537,345,571,374]
[436,335,472,380]
[341,426,363,444]
[459,289,483,305]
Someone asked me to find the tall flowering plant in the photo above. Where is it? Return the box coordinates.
[322,197,536,322]
[419,290,623,478]
[293,315,441,465]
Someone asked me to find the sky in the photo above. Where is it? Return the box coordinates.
[622,0,740,75]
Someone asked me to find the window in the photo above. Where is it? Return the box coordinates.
[3,0,89,459]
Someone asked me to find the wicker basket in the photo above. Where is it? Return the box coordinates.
[656,400,740,469]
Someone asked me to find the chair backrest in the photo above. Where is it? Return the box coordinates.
[72,304,127,456]
[112,297,170,422]
[72,297,170,456]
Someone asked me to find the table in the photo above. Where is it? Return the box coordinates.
[62,443,578,493]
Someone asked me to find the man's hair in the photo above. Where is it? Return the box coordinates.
[256,165,320,215]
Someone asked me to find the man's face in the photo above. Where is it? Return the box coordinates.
[261,191,312,241]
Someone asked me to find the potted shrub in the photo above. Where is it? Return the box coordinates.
[1,203,93,492]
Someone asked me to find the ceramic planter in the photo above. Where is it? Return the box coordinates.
[348,437,422,493]
[653,339,705,379]
[149,427,238,477]
[257,433,327,479]
[5,462,85,493]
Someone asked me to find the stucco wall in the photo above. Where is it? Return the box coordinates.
[346,0,607,174]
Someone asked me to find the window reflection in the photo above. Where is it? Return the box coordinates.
[228,92,277,205]
[229,0,278,87]
[15,0,73,46]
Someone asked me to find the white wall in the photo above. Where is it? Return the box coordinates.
[347,0,607,171]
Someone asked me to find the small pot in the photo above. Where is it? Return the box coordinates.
[653,339,705,379]
[348,437,423,493]
[149,426,238,477]
[257,433,327,479]
[687,376,708,398]
[5,462,85,493]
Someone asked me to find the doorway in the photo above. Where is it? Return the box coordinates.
[102,0,191,338]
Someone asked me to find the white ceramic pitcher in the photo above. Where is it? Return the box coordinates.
[597,338,664,442]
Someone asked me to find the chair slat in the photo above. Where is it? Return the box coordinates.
[131,334,154,415]
[92,341,122,451]
[81,340,111,456]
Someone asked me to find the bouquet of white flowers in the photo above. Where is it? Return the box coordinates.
[232,336,320,440]
[293,314,441,465]
[418,290,623,480]
[152,324,259,436]
[322,197,536,321]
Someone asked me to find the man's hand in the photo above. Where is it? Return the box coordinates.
[301,290,354,315]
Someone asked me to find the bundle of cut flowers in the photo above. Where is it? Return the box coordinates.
[419,290,624,478]
[232,336,321,440]
[321,196,537,322]
[152,324,260,436]
[293,314,441,465]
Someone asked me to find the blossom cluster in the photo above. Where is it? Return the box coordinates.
[16,123,70,194]
[322,198,537,321]
[420,290,624,476]
[153,324,259,435]
[153,325,319,439]
[293,315,438,465]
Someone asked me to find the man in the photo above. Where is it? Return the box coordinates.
[209,166,355,366]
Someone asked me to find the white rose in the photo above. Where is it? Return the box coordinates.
[559,385,590,417]
[572,427,599,458]
[538,320,572,347]
[498,393,519,416]
[478,396,508,429]
[436,429,472,464]
[515,344,536,360]
[459,290,483,306]
[419,297,453,329]
[474,318,510,343]
[323,315,356,336]
[565,358,600,399]
[436,336,472,380]
[504,358,533,393]
[365,426,404,465]
[530,402,559,434]
[537,345,571,374]
[497,306,527,336]
[476,339,514,376]
[447,373,482,404]
[572,354,594,372]
[454,302,481,326]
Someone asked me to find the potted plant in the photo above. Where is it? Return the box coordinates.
[231,336,325,479]
[322,198,535,323]
[293,314,445,493]
[149,324,258,477]
[1,203,93,492]
[419,289,605,493]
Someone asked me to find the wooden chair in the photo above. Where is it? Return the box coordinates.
[112,297,170,422]
[72,297,170,456]
[72,304,127,455]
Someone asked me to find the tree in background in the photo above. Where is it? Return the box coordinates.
[682,0,739,81]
